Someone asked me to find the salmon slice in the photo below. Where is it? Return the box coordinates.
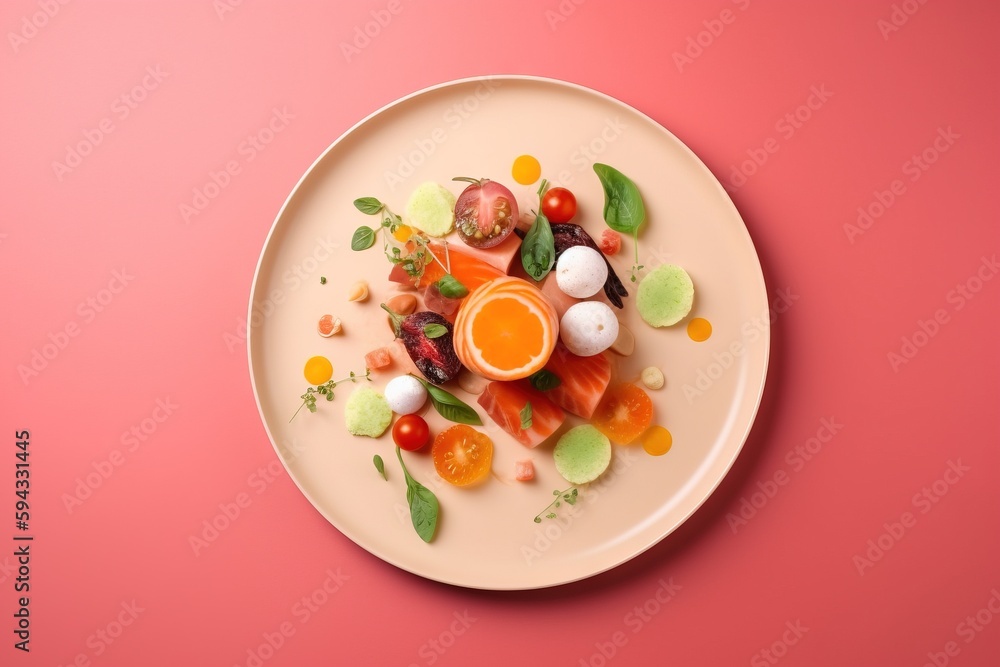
[445,232,522,274]
[388,242,504,291]
[533,344,612,419]
[477,381,565,448]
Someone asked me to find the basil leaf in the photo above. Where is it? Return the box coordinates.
[423,323,447,339]
[520,402,533,430]
[396,446,439,542]
[436,274,468,299]
[410,374,482,425]
[351,226,377,251]
[353,197,383,215]
[521,211,555,281]
[593,163,646,235]
[529,369,561,392]
[373,454,387,480]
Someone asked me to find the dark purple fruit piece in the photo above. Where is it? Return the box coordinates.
[381,304,462,384]
[550,223,628,308]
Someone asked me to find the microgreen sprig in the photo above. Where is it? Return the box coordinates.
[351,196,452,285]
[289,368,372,423]
[533,487,579,523]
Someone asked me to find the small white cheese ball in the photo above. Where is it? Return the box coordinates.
[555,246,608,298]
[383,375,427,415]
[559,302,619,357]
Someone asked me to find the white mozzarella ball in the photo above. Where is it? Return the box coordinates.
[555,246,608,299]
[559,302,619,357]
[383,375,427,414]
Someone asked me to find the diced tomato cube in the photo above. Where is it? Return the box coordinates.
[515,459,535,481]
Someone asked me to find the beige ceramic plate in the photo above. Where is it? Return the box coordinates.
[248,76,769,590]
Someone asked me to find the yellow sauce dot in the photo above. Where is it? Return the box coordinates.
[512,155,541,185]
[687,317,712,342]
[641,425,672,456]
[392,224,412,242]
[304,356,333,386]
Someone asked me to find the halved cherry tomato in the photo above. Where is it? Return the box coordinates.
[453,177,519,249]
[431,424,493,486]
[392,414,430,451]
[541,187,577,223]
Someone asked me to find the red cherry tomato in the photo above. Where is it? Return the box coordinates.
[541,187,577,223]
[392,414,430,451]
[453,177,519,249]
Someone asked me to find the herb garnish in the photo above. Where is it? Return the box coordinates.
[521,179,557,281]
[423,323,448,339]
[289,369,372,422]
[373,454,387,480]
[593,163,647,282]
[352,196,454,286]
[396,446,439,542]
[408,374,482,425]
[528,369,561,392]
[435,274,468,299]
[533,487,579,523]
[519,402,533,430]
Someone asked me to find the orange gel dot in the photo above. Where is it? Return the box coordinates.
[687,317,712,342]
[641,426,672,456]
[512,155,541,185]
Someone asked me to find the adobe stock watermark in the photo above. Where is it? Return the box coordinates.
[339,0,406,62]
[877,0,930,40]
[672,0,752,73]
[921,588,1000,667]
[852,459,970,576]
[750,620,809,667]
[180,106,293,223]
[7,0,72,54]
[17,267,135,385]
[61,398,179,514]
[548,117,628,189]
[383,77,501,191]
[887,254,997,372]
[844,126,959,243]
[189,439,305,556]
[223,234,340,353]
[578,578,682,667]
[55,600,145,667]
[521,448,637,565]
[726,417,843,534]
[544,0,589,31]
[726,84,833,192]
[682,287,798,404]
[406,610,478,667]
[213,0,245,21]
[233,567,350,667]
[52,66,169,182]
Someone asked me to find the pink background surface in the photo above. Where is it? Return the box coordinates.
[3,1,999,665]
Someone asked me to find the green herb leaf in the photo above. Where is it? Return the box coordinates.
[521,179,556,281]
[436,274,469,299]
[593,164,646,235]
[528,369,561,392]
[373,454,387,480]
[319,276,327,284]
[423,323,448,339]
[353,197,384,215]
[520,402,533,430]
[396,446,439,542]
[351,226,377,251]
[410,374,482,425]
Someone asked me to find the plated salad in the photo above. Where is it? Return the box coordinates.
[291,156,705,543]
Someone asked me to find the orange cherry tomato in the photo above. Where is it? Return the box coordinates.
[431,424,493,486]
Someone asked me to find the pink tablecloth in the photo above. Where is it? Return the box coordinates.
[3,1,998,665]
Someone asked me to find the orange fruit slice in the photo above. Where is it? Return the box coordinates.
[592,383,653,444]
[432,424,493,486]
[453,276,559,381]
